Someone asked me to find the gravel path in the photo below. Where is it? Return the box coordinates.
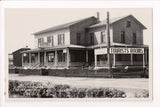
[9,74,149,90]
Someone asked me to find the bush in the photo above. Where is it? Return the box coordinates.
[9,80,126,98]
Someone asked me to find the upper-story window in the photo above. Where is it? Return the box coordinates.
[126,21,131,28]
[76,33,81,45]
[47,36,53,46]
[47,36,52,43]
[58,34,65,45]
[120,31,125,43]
[90,33,94,45]
[38,38,44,47]
[101,31,106,43]
[133,33,136,44]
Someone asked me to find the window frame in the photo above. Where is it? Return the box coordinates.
[58,34,65,45]
[38,38,44,47]
[101,31,106,43]
[126,20,131,28]
[90,33,94,45]
[76,33,81,45]
[133,32,137,44]
[120,31,125,43]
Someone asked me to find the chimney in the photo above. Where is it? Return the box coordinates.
[97,12,100,22]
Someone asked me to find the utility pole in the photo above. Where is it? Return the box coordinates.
[106,12,112,77]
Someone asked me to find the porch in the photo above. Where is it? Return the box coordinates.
[94,47,148,69]
[22,46,94,69]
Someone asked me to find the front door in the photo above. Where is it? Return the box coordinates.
[40,52,44,66]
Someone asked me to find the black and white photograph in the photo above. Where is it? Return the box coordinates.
[5,8,152,100]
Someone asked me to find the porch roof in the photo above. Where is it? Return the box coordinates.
[87,43,148,49]
[22,45,87,53]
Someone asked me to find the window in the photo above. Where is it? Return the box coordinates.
[76,33,81,45]
[47,36,54,46]
[126,21,131,27]
[101,31,106,43]
[90,33,94,45]
[47,36,52,43]
[38,38,44,47]
[97,54,108,61]
[23,53,29,63]
[58,34,65,45]
[120,31,125,43]
[133,54,143,62]
[58,51,66,62]
[116,54,131,61]
[133,33,136,44]
[70,50,86,62]
[47,53,54,62]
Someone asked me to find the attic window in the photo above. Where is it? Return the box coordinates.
[126,21,131,27]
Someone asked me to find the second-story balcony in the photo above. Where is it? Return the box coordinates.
[38,42,53,48]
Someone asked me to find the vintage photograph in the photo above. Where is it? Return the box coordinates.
[5,8,152,99]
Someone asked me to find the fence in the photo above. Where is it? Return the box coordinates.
[9,66,147,78]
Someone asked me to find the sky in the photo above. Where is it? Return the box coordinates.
[5,8,152,54]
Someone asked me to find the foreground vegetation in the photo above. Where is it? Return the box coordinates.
[9,80,127,98]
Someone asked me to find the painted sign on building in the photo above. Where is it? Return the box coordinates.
[95,48,108,55]
[110,48,144,54]
[95,48,144,55]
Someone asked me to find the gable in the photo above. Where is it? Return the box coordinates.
[111,15,147,29]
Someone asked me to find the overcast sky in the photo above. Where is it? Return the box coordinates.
[5,8,152,54]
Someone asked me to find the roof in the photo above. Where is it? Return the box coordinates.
[89,15,147,29]
[12,48,30,54]
[33,16,97,35]
[22,45,86,53]
[87,43,148,49]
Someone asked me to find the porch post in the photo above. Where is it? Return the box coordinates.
[55,50,58,67]
[145,48,148,66]
[66,48,70,68]
[22,53,24,67]
[95,54,97,68]
[44,51,46,66]
[143,53,145,68]
[131,54,133,65]
[86,50,88,62]
[38,52,40,64]
[113,54,115,67]
[29,53,31,66]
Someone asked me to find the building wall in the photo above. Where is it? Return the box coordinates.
[34,28,70,48]
[112,16,144,45]
[87,16,144,46]
[70,17,97,46]
[13,51,23,67]
[87,25,113,46]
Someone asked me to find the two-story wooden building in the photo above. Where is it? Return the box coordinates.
[22,14,148,70]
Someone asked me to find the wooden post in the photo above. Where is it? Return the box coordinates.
[131,54,133,65]
[66,48,70,68]
[106,12,112,77]
[106,12,111,68]
[44,51,46,66]
[22,53,24,67]
[38,52,40,64]
[143,54,145,68]
[29,53,31,66]
[95,54,97,68]
[86,50,88,63]
[55,50,58,67]
[113,54,115,67]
